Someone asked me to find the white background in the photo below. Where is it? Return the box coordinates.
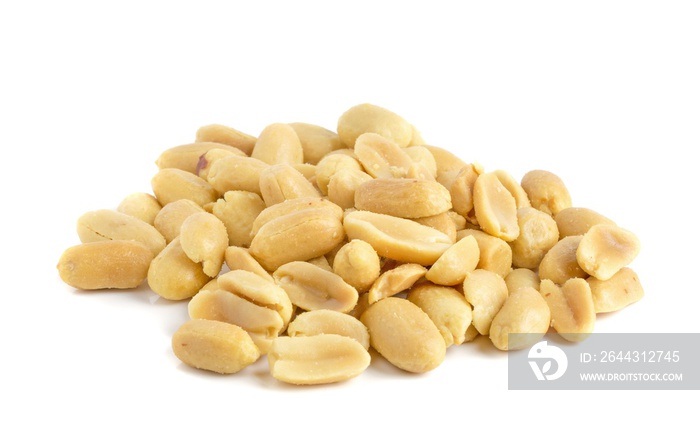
[1,1,698,446]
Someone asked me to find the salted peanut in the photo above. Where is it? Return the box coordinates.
[218,269,293,328]
[327,168,373,209]
[424,145,469,187]
[306,256,332,272]
[151,168,218,207]
[315,152,364,195]
[268,334,370,385]
[404,146,437,180]
[179,212,228,277]
[251,123,304,165]
[473,172,519,242]
[576,224,641,281]
[250,208,345,271]
[171,319,260,374]
[251,197,343,237]
[188,289,284,353]
[206,154,269,195]
[288,122,344,165]
[199,277,220,293]
[368,263,427,304]
[361,297,446,373]
[195,124,257,155]
[521,169,572,216]
[287,310,370,350]
[425,235,480,286]
[337,103,413,148]
[224,246,274,282]
[195,147,243,179]
[489,287,550,351]
[555,207,616,238]
[539,235,588,284]
[117,192,162,225]
[355,178,452,219]
[408,125,425,146]
[153,199,204,243]
[540,279,595,342]
[148,237,210,300]
[273,261,358,313]
[464,325,480,342]
[348,293,371,320]
[292,163,317,183]
[258,163,321,207]
[77,209,166,256]
[505,268,540,293]
[509,207,559,269]
[413,212,457,243]
[457,229,512,278]
[494,170,530,209]
[447,210,468,231]
[587,267,644,313]
[450,164,481,217]
[463,269,509,335]
[211,191,265,247]
[344,210,452,265]
[155,142,243,173]
[353,133,415,179]
[57,240,153,290]
[407,284,472,347]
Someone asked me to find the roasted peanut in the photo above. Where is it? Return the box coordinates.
[413,212,457,243]
[368,263,427,304]
[195,124,257,155]
[576,224,641,281]
[554,207,616,238]
[288,122,345,165]
[315,152,364,195]
[218,269,293,328]
[251,197,343,237]
[251,123,304,165]
[473,171,519,242]
[179,212,228,277]
[449,164,481,217]
[538,235,588,284]
[407,284,472,347]
[521,169,572,216]
[354,178,452,219]
[195,147,243,179]
[273,261,358,313]
[151,167,218,207]
[287,310,370,350]
[404,146,437,180]
[489,287,551,351]
[224,246,275,282]
[147,237,210,301]
[457,229,512,278]
[463,269,509,335]
[509,206,559,269]
[77,209,166,256]
[211,190,266,247]
[353,132,415,178]
[206,154,269,195]
[258,163,321,207]
[155,142,244,173]
[494,170,530,209]
[505,268,540,293]
[327,168,373,209]
[117,192,162,225]
[540,278,595,342]
[424,145,469,188]
[332,240,381,293]
[425,234,480,286]
[337,103,413,148]
[587,267,644,313]
[153,199,205,243]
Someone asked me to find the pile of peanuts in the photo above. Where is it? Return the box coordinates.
[57,103,643,384]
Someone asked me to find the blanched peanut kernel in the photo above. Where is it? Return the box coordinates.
[407,284,472,347]
[179,212,228,277]
[509,207,559,269]
[463,269,509,335]
[489,287,551,351]
[554,207,616,238]
[287,310,370,350]
[332,240,381,293]
[473,172,519,242]
[425,234,480,286]
[521,169,572,216]
[576,224,641,281]
[355,178,452,219]
[540,278,595,341]
[337,103,413,148]
[273,261,359,313]
[587,267,644,313]
[251,123,304,165]
[368,263,427,304]
[117,192,162,225]
[195,124,257,155]
[538,235,588,284]
[147,237,210,301]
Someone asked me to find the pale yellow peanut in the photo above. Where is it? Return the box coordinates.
[218,269,293,328]
[332,240,380,293]
[171,319,260,374]
[463,269,509,335]
[153,199,204,243]
[117,192,162,225]
[258,163,321,207]
[224,246,274,282]
[353,132,415,179]
[540,278,595,342]
[489,287,551,351]
[407,284,472,347]
[288,122,345,165]
[199,277,220,293]
[555,207,616,238]
[368,263,427,304]
[424,145,469,188]
[343,210,452,265]
[348,293,371,320]
[413,212,457,243]
[211,191,266,247]
[521,169,572,216]
[337,103,413,148]
[425,235,479,286]
[494,170,531,209]
[473,171,519,242]
[576,224,641,281]
[538,235,588,284]
[354,178,452,219]
[449,164,482,217]
[505,268,540,293]
[464,325,480,342]
[251,123,304,165]
[179,212,228,277]
[195,147,243,179]
[151,167,218,207]
[306,255,333,272]
[509,207,559,269]
[147,237,210,300]
[155,142,244,174]
[408,124,425,146]
[587,267,644,313]
[457,229,512,278]
[287,310,370,350]
[268,334,370,385]
[361,297,446,373]
[292,163,317,183]
[57,240,153,290]
[250,197,343,237]
[404,146,437,180]
[273,261,358,313]
[206,154,269,196]
[327,168,373,209]
[77,209,166,256]
[447,210,468,231]
[315,152,364,195]
[195,124,257,155]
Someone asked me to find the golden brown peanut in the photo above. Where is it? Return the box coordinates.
[337,103,413,148]
[151,167,218,207]
[576,224,641,281]
[353,132,415,178]
[211,191,266,247]
[251,197,343,237]
[206,154,269,195]
[224,246,274,282]
[155,142,244,173]
[218,269,293,328]
[368,263,427,304]
[147,237,210,301]
[57,240,153,290]
[540,278,595,342]
[195,124,257,155]
[538,235,588,284]
[449,164,481,217]
[117,192,162,225]
[413,212,457,243]
[327,168,373,209]
[77,209,166,256]
[258,163,321,207]
[407,284,472,347]
[505,268,540,293]
[250,208,345,271]
[195,147,243,179]
[343,210,452,265]
[509,207,559,269]
[457,229,512,278]
[251,123,304,165]
[153,199,205,243]
[287,310,370,350]
[315,152,364,195]
[354,178,452,219]
[403,146,437,180]
[494,170,531,209]
[554,207,616,238]
[489,287,551,351]
[587,267,644,313]
[473,172,519,242]
[425,235,480,286]
[361,297,446,373]
[288,122,345,165]
[463,269,509,335]
[273,261,359,313]
[171,319,260,374]
[268,334,370,385]
[521,169,572,216]
[179,212,228,277]
[332,240,381,293]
